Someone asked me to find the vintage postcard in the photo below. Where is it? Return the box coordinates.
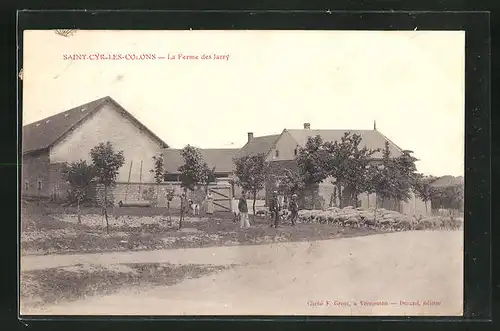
[20,29,464,316]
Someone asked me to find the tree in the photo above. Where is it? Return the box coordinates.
[275,168,305,201]
[433,184,464,212]
[199,165,217,193]
[61,160,96,224]
[296,135,330,209]
[391,149,419,205]
[323,132,379,208]
[365,143,396,216]
[366,142,418,212]
[413,174,439,213]
[90,141,125,233]
[178,145,215,192]
[233,153,270,220]
[365,163,387,219]
[149,153,165,206]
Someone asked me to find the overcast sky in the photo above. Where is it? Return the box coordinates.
[22,30,464,177]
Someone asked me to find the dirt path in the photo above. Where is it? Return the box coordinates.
[22,231,463,316]
[21,231,382,271]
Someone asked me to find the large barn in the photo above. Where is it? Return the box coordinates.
[22,96,169,202]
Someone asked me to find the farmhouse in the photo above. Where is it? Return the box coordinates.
[237,122,428,214]
[22,96,169,202]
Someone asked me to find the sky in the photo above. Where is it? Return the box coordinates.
[22,30,465,177]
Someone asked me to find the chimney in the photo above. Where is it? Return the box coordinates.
[373,120,377,130]
[303,123,311,129]
[247,132,254,143]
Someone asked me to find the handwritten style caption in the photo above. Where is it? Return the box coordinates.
[62,53,230,61]
[307,300,442,308]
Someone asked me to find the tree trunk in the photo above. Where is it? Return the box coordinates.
[167,201,171,221]
[156,183,160,208]
[337,183,343,209]
[374,193,378,222]
[425,200,428,214]
[77,198,81,224]
[104,185,109,234]
[179,201,183,230]
[252,190,257,221]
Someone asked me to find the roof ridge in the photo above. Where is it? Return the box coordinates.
[375,130,404,153]
[23,96,110,127]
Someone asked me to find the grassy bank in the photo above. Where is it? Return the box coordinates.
[20,262,233,310]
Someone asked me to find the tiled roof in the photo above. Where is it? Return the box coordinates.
[163,148,239,174]
[234,134,281,159]
[430,175,464,188]
[22,96,169,154]
[286,129,404,159]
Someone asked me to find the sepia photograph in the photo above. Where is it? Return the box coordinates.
[20,29,464,316]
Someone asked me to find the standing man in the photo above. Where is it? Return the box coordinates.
[179,191,188,228]
[269,191,281,228]
[289,194,299,226]
[238,191,250,228]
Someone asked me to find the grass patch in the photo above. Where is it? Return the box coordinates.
[20,262,233,309]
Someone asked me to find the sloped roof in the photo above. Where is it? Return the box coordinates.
[163,148,239,174]
[234,134,281,158]
[286,129,404,159]
[430,175,464,188]
[22,96,169,154]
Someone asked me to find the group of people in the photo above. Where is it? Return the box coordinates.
[177,188,300,229]
[178,189,215,223]
[234,190,299,229]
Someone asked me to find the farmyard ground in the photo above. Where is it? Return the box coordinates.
[20,202,463,316]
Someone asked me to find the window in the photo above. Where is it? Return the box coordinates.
[165,174,180,182]
[294,148,298,156]
[24,180,29,190]
[275,150,279,157]
[37,179,43,191]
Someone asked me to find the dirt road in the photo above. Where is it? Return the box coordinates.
[21,230,463,316]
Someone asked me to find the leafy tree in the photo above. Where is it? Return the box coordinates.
[233,153,270,219]
[391,149,419,204]
[61,160,96,223]
[365,143,395,216]
[323,132,379,208]
[90,141,125,233]
[433,184,464,212]
[149,153,165,206]
[366,142,418,212]
[413,174,439,213]
[275,168,305,201]
[199,165,217,193]
[296,135,330,209]
[178,145,216,192]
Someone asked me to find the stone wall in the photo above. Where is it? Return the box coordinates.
[22,151,51,198]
